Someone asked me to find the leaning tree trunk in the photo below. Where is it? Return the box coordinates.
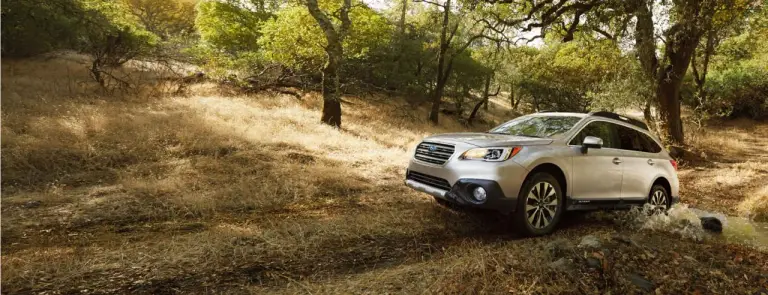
[320,42,343,127]
[468,73,493,125]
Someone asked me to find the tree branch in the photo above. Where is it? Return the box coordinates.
[592,27,614,40]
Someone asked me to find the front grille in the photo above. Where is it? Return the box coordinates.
[414,142,455,165]
[407,171,452,191]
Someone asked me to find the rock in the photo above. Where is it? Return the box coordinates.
[545,239,572,260]
[578,235,601,249]
[586,257,602,270]
[700,217,723,233]
[612,235,639,247]
[628,273,655,292]
[548,258,572,271]
[22,200,42,208]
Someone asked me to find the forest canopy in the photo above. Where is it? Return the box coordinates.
[2,0,766,143]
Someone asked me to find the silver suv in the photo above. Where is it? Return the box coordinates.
[405,111,679,236]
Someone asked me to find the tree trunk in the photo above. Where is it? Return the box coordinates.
[692,29,717,107]
[468,74,499,125]
[429,76,446,123]
[91,59,105,88]
[468,73,492,124]
[398,0,407,37]
[634,0,657,81]
[320,43,343,127]
[657,77,684,143]
[656,23,700,143]
[428,0,451,124]
[634,0,658,124]
[643,101,653,124]
[305,0,350,128]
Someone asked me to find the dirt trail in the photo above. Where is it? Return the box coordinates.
[678,121,768,218]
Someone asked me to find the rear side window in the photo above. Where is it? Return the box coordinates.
[638,132,662,153]
[616,125,662,153]
[616,125,646,152]
[570,121,619,149]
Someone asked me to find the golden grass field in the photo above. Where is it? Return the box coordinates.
[2,56,767,294]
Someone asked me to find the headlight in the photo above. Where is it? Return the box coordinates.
[459,147,521,161]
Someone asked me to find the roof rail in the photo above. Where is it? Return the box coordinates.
[589,111,649,130]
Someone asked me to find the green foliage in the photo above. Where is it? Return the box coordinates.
[1,0,158,63]
[701,61,768,119]
[124,0,197,39]
[195,0,271,54]
[688,4,768,119]
[259,4,392,72]
[80,0,159,60]
[1,0,84,56]
[511,40,636,112]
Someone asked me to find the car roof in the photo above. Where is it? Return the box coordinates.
[527,112,588,118]
[529,111,648,131]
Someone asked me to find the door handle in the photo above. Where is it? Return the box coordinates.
[612,158,622,165]
[647,159,655,165]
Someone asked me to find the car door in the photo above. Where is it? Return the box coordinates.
[569,121,624,200]
[616,125,659,201]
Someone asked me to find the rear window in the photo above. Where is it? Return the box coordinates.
[616,125,662,153]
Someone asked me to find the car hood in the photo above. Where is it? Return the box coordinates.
[424,132,553,147]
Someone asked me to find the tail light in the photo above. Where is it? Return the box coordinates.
[670,160,678,171]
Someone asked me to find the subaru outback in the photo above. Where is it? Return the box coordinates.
[405,111,679,236]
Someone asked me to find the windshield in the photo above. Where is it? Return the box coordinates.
[489,115,582,138]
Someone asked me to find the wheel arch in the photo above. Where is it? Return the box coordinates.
[651,176,671,196]
[521,163,568,198]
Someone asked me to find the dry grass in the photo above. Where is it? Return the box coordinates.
[679,119,768,219]
[3,55,768,294]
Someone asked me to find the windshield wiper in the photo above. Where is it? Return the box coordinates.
[487,131,544,138]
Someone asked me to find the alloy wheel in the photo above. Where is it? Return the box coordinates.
[649,189,668,210]
[525,182,558,229]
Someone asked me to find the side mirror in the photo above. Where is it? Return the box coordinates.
[581,136,603,153]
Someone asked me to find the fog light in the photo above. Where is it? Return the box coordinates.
[473,187,487,202]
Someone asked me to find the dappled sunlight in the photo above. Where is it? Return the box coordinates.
[3,54,768,294]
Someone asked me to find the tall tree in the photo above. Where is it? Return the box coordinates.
[305,0,352,128]
[484,0,736,143]
[425,0,454,124]
[654,0,720,143]
[418,0,502,124]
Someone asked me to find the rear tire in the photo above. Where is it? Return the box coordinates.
[513,173,564,236]
[648,184,670,213]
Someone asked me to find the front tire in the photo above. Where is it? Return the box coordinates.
[513,173,564,236]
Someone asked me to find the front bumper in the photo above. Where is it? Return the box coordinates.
[405,157,527,213]
[405,176,517,212]
[404,140,529,213]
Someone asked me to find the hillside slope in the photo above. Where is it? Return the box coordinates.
[2,57,767,294]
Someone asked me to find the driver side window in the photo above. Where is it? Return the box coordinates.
[570,121,619,149]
